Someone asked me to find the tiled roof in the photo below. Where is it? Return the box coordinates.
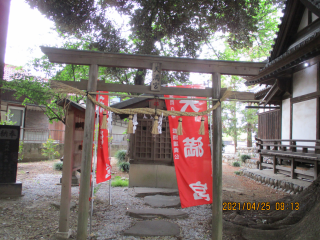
[262,28,320,71]
[111,94,163,109]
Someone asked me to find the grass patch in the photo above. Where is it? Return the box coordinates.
[232,161,241,167]
[234,171,241,175]
[53,162,63,171]
[111,177,129,187]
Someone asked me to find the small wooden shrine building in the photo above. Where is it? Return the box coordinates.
[245,0,320,180]
[111,95,177,188]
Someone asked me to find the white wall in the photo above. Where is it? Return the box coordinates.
[281,99,291,139]
[293,64,317,98]
[292,99,317,142]
[298,8,308,32]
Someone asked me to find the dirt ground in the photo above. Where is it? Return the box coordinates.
[0,160,289,239]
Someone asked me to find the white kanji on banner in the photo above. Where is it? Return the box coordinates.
[183,137,204,157]
[98,95,106,113]
[100,131,105,146]
[189,181,210,201]
[179,98,200,112]
[105,164,111,179]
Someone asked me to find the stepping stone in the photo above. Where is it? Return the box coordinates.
[134,187,179,197]
[144,195,181,208]
[127,208,188,219]
[123,220,180,237]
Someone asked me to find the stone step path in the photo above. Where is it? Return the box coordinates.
[125,188,184,237]
[123,220,180,237]
[144,194,181,208]
[134,187,179,197]
[127,208,188,219]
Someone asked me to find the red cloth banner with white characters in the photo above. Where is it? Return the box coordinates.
[95,93,111,184]
[165,85,212,208]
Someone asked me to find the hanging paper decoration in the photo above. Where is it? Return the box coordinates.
[95,93,111,184]
[164,85,212,208]
[133,114,138,133]
[107,112,113,132]
[157,113,163,134]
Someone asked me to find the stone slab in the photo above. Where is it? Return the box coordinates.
[127,208,188,219]
[123,220,180,236]
[244,169,312,188]
[0,182,22,197]
[144,195,181,208]
[134,187,179,197]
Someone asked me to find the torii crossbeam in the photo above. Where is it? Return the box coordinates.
[41,46,264,240]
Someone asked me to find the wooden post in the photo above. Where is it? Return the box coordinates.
[151,62,161,91]
[211,72,222,240]
[315,142,320,154]
[291,140,296,152]
[0,0,11,121]
[273,156,277,174]
[259,154,263,170]
[291,158,296,179]
[77,64,98,240]
[314,161,318,180]
[57,109,75,238]
[273,141,278,151]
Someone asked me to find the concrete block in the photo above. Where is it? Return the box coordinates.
[0,182,22,197]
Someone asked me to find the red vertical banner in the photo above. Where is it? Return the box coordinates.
[95,93,111,184]
[165,85,212,208]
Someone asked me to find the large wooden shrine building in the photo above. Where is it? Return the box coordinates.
[247,0,320,180]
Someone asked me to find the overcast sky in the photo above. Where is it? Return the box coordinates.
[5,0,60,67]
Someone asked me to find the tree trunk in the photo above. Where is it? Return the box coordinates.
[134,69,147,85]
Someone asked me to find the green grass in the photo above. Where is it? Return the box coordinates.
[111,177,129,187]
[232,161,241,167]
[53,162,63,171]
[234,171,241,175]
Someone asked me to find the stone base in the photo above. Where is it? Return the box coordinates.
[0,182,22,197]
[53,229,72,240]
[60,173,80,185]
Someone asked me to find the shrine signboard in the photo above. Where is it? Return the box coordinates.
[0,125,20,183]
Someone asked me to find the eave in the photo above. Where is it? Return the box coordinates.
[246,29,320,86]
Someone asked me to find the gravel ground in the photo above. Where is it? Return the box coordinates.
[0,160,289,240]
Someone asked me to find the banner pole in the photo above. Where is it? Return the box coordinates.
[108,97,112,206]
[211,72,222,240]
[90,100,99,234]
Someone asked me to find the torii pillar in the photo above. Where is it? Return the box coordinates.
[77,64,98,240]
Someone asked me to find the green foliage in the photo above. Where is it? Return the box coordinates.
[111,177,129,187]
[234,171,241,175]
[53,162,63,171]
[25,0,284,85]
[0,110,17,125]
[1,75,67,124]
[18,141,24,162]
[232,162,241,167]
[222,142,225,153]
[41,137,60,160]
[115,150,127,162]
[240,154,251,163]
[118,162,130,172]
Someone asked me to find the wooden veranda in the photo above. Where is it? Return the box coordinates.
[41,46,264,240]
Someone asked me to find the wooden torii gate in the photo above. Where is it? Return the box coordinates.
[42,46,264,240]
